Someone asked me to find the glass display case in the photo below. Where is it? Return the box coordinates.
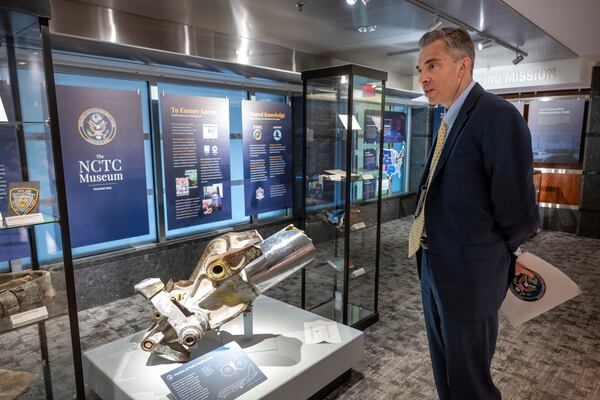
[300,65,387,328]
[0,3,84,398]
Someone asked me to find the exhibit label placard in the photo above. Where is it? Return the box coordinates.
[0,125,30,261]
[363,148,377,171]
[242,100,292,215]
[160,93,231,229]
[56,85,150,248]
[363,179,376,200]
[528,97,584,164]
[161,341,266,400]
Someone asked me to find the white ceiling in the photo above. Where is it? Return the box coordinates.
[502,0,600,61]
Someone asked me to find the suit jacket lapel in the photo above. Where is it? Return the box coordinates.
[431,83,484,183]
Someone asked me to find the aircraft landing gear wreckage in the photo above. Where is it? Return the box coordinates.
[134,225,315,361]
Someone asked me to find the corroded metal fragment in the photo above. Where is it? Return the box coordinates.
[0,271,54,318]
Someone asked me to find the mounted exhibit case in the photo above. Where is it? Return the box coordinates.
[301,64,387,329]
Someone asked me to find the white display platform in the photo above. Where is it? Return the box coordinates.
[83,295,364,400]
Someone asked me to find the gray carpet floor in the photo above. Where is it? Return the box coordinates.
[1,217,599,399]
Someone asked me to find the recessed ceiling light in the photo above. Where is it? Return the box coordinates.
[358,25,377,33]
[18,61,26,65]
[346,0,357,4]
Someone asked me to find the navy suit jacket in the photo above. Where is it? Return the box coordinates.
[416,83,539,321]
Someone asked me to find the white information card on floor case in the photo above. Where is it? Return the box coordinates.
[304,320,342,344]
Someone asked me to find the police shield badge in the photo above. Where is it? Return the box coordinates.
[8,182,40,216]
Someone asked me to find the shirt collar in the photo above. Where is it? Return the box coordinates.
[442,80,476,128]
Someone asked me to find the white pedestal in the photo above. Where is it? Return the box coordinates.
[83,295,364,400]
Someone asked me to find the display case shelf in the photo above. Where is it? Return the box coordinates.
[0,213,59,229]
[0,121,50,126]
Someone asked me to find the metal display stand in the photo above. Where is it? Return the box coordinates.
[300,65,387,329]
[0,2,84,398]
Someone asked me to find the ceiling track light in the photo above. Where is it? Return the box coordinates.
[427,16,442,32]
[512,53,525,65]
[477,38,494,50]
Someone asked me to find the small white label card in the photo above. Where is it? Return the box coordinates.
[5,213,45,227]
[304,319,342,344]
[10,306,49,328]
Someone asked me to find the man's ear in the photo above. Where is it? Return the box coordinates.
[459,57,472,78]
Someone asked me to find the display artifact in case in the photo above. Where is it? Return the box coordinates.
[135,225,315,361]
[0,271,54,317]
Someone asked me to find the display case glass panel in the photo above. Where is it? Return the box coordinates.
[303,74,349,318]
[347,74,383,323]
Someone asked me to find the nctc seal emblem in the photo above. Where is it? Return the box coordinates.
[510,267,546,301]
[78,108,117,145]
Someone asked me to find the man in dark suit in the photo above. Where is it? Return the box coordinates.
[408,28,539,399]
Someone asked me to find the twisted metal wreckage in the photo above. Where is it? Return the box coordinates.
[135,225,316,361]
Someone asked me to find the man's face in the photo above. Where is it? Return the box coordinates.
[416,40,465,108]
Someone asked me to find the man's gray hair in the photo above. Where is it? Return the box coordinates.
[419,27,475,74]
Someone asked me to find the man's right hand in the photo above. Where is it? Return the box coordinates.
[515,261,535,278]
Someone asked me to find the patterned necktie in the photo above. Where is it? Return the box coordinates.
[408,121,448,257]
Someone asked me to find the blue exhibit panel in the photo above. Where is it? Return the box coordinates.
[242,100,293,216]
[34,73,156,262]
[253,93,289,220]
[158,83,249,238]
[528,98,584,164]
